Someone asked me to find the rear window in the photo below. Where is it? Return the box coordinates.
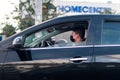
[102,20,120,44]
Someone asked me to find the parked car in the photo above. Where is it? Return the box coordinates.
[0,14,120,80]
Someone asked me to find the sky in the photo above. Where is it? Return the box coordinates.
[0,0,19,21]
[0,0,19,31]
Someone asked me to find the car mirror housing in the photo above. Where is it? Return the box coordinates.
[12,36,23,48]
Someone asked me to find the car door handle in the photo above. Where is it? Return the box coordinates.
[70,57,88,62]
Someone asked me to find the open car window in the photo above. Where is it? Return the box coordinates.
[24,21,89,48]
[24,27,56,47]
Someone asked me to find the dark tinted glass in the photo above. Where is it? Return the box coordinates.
[102,21,120,44]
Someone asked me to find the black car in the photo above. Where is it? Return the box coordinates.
[0,14,120,80]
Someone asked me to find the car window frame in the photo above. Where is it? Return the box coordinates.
[23,20,92,48]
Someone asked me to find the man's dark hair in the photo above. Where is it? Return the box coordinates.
[73,27,85,41]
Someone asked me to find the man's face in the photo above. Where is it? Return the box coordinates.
[72,31,80,41]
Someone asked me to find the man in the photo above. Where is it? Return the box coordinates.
[70,27,86,46]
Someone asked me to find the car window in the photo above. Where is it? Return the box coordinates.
[24,27,55,47]
[24,21,89,48]
[101,20,120,44]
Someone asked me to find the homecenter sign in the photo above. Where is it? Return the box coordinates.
[58,5,111,13]
[54,1,120,15]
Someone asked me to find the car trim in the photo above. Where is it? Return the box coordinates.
[94,45,120,47]
[22,45,93,50]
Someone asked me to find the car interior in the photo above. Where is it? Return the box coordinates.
[24,21,89,48]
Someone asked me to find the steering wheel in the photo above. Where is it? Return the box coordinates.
[39,40,55,47]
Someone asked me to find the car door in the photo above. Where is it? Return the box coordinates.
[19,20,95,80]
[3,18,94,80]
[94,16,120,80]
[0,49,7,80]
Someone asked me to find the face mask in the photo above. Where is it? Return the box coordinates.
[70,35,75,42]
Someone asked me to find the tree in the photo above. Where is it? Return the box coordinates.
[42,0,57,21]
[1,0,58,37]
[99,9,116,14]
[13,0,35,30]
[18,15,35,30]
[1,14,16,37]
[2,24,16,37]
[13,0,57,30]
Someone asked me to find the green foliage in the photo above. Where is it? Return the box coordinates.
[42,0,57,21]
[13,0,35,30]
[19,0,35,15]
[2,0,58,37]
[2,24,16,37]
[19,15,35,30]
[99,9,116,14]
[15,0,58,30]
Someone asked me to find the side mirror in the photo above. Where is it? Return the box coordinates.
[12,36,23,48]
